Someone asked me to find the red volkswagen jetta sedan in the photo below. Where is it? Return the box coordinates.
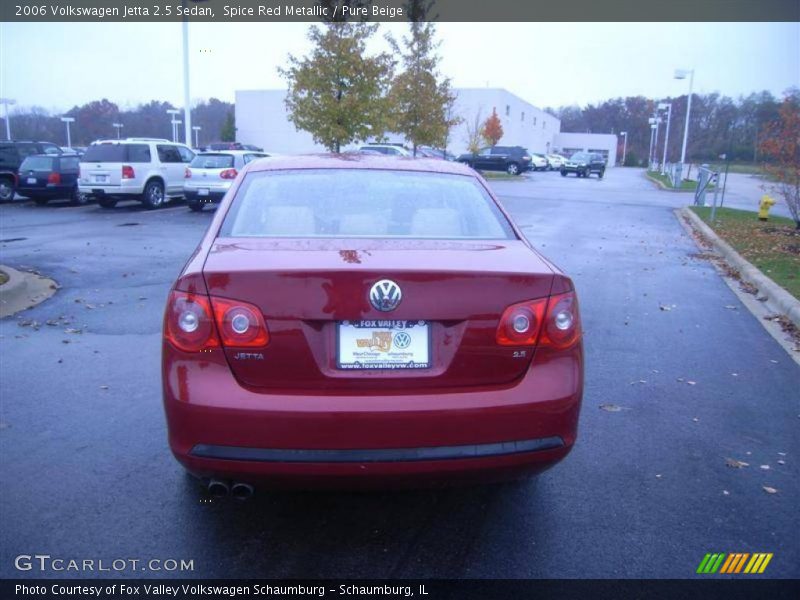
[162,155,583,497]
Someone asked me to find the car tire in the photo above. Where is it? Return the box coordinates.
[98,197,118,209]
[506,162,520,176]
[187,199,204,212]
[0,178,14,202]
[33,198,49,206]
[560,171,567,177]
[70,186,89,206]
[598,169,605,179]
[142,180,165,210]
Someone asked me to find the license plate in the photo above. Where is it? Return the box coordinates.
[92,175,108,183]
[198,188,209,196]
[26,177,36,184]
[337,320,430,370]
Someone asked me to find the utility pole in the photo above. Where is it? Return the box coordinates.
[0,98,16,140]
[675,68,695,177]
[620,131,628,167]
[182,1,192,146]
[61,117,75,148]
[658,102,672,175]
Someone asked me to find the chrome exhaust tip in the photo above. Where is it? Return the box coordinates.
[230,482,254,500]
[207,479,230,498]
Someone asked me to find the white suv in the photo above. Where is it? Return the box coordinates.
[79,138,195,209]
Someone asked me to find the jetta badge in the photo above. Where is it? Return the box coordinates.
[369,279,402,312]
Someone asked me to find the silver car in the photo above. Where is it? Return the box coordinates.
[184,150,267,211]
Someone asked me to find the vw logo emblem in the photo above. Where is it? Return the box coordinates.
[369,279,402,312]
[393,331,411,349]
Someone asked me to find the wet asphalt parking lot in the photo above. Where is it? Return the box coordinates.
[0,167,798,578]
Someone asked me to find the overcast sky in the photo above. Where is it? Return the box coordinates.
[1,21,798,113]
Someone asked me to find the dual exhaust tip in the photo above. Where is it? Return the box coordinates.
[208,479,254,500]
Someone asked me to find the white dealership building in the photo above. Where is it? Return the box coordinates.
[235,87,618,166]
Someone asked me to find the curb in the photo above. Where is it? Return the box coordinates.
[645,172,688,192]
[0,265,30,314]
[681,207,800,328]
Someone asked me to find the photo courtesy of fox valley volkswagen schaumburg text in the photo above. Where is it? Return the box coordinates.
[0,0,799,596]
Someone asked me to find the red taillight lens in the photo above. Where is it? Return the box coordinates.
[164,291,219,352]
[496,298,548,346]
[122,165,135,179]
[210,296,269,348]
[47,172,61,184]
[220,168,238,180]
[541,291,581,349]
[185,167,192,178]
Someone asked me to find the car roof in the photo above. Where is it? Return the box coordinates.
[196,150,261,156]
[245,154,475,176]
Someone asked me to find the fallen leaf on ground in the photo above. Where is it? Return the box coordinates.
[760,465,770,470]
[777,460,786,465]
[99,385,109,390]
[722,490,730,496]
[724,305,738,310]
[599,404,627,412]
[725,458,749,468]
[762,486,778,494]
[687,380,697,386]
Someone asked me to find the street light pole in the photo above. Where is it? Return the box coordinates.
[192,125,201,149]
[166,109,180,142]
[675,68,695,177]
[112,123,124,139]
[182,1,192,146]
[658,102,672,175]
[0,98,17,140]
[60,117,75,148]
[620,131,628,167]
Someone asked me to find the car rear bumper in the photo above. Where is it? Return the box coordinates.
[184,188,227,203]
[79,182,143,197]
[16,185,73,198]
[163,344,583,488]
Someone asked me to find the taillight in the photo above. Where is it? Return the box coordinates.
[496,298,548,346]
[164,291,219,352]
[220,169,238,179]
[541,291,581,349]
[47,172,61,185]
[185,167,192,178]
[122,165,135,179]
[210,297,269,348]
[496,291,581,349]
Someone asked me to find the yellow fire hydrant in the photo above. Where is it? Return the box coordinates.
[758,195,776,221]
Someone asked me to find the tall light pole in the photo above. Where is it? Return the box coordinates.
[181,1,192,146]
[0,98,16,140]
[658,102,672,175]
[192,125,201,149]
[60,117,75,148]
[166,109,180,142]
[674,68,695,176]
[112,123,124,139]
[620,131,628,167]
[648,116,661,169]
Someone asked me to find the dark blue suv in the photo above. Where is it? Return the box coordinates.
[17,154,86,205]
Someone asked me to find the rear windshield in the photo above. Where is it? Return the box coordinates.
[19,156,55,171]
[190,154,234,169]
[81,144,151,163]
[570,152,590,161]
[219,169,516,240]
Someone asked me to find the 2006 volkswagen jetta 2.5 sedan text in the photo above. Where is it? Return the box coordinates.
[162,155,583,496]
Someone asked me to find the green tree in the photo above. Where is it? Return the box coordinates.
[387,0,460,156]
[279,22,394,153]
[220,111,236,142]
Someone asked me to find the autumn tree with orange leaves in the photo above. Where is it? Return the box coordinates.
[760,92,800,229]
[481,108,504,147]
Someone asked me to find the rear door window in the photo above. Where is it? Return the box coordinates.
[126,144,151,163]
[177,146,195,163]
[157,145,182,163]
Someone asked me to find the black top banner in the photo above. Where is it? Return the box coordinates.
[3,0,800,22]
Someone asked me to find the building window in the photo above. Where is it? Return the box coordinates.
[505,105,510,117]
[521,111,525,122]
[543,121,546,129]
[533,117,537,127]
